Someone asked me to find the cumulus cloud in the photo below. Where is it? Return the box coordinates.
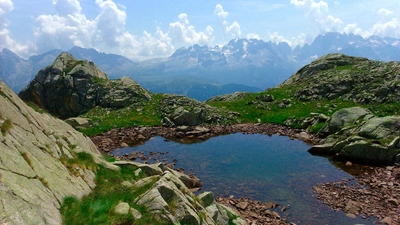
[168,13,214,46]
[31,0,179,60]
[214,4,228,18]
[290,0,343,33]
[378,8,393,17]
[223,21,241,38]
[0,0,34,57]
[246,33,260,40]
[266,31,309,48]
[291,0,400,40]
[369,18,400,38]
[342,8,400,39]
[53,0,81,16]
[214,4,242,39]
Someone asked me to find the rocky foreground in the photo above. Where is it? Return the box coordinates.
[91,122,400,225]
[313,165,400,225]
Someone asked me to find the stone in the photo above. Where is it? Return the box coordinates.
[345,213,356,219]
[114,202,130,215]
[380,217,393,225]
[198,192,215,207]
[130,208,142,219]
[236,201,249,210]
[296,132,311,142]
[344,200,360,214]
[121,181,133,187]
[65,117,92,129]
[256,94,274,102]
[120,142,129,148]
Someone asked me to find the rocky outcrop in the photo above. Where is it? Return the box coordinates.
[19,52,151,119]
[206,92,250,102]
[160,94,240,126]
[309,107,400,165]
[0,80,118,224]
[113,161,246,225]
[281,53,400,104]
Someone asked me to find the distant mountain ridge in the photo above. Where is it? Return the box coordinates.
[1,32,399,99]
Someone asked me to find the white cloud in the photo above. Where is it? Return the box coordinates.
[224,21,241,38]
[95,0,127,47]
[266,31,308,48]
[246,33,260,40]
[342,9,400,39]
[31,0,178,60]
[53,0,81,16]
[370,18,400,38]
[214,4,242,39]
[290,0,343,33]
[378,8,393,17]
[0,0,34,57]
[168,13,214,46]
[34,10,95,51]
[214,4,228,18]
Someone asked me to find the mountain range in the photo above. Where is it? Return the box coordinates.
[1,32,399,100]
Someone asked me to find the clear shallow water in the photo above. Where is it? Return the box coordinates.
[113,133,375,225]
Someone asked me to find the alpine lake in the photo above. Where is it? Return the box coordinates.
[112,133,376,225]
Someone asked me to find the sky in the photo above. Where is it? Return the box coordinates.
[1,0,399,61]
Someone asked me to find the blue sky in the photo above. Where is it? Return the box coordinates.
[1,0,399,60]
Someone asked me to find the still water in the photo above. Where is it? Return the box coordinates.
[113,133,375,225]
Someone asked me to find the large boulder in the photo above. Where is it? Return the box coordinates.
[310,107,400,165]
[319,107,372,136]
[0,80,117,225]
[358,116,400,139]
[19,52,151,119]
[133,170,242,225]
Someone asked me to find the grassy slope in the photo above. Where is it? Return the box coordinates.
[60,153,169,225]
[78,84,400,136]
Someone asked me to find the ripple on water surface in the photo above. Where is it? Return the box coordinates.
[113,133,376,225]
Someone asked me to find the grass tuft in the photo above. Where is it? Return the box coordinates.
[1,119,12,135]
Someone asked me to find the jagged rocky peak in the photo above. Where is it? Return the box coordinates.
[19,52,151,119]
[52,52,108,79]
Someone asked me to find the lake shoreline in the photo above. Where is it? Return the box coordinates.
[91,124,399,225]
